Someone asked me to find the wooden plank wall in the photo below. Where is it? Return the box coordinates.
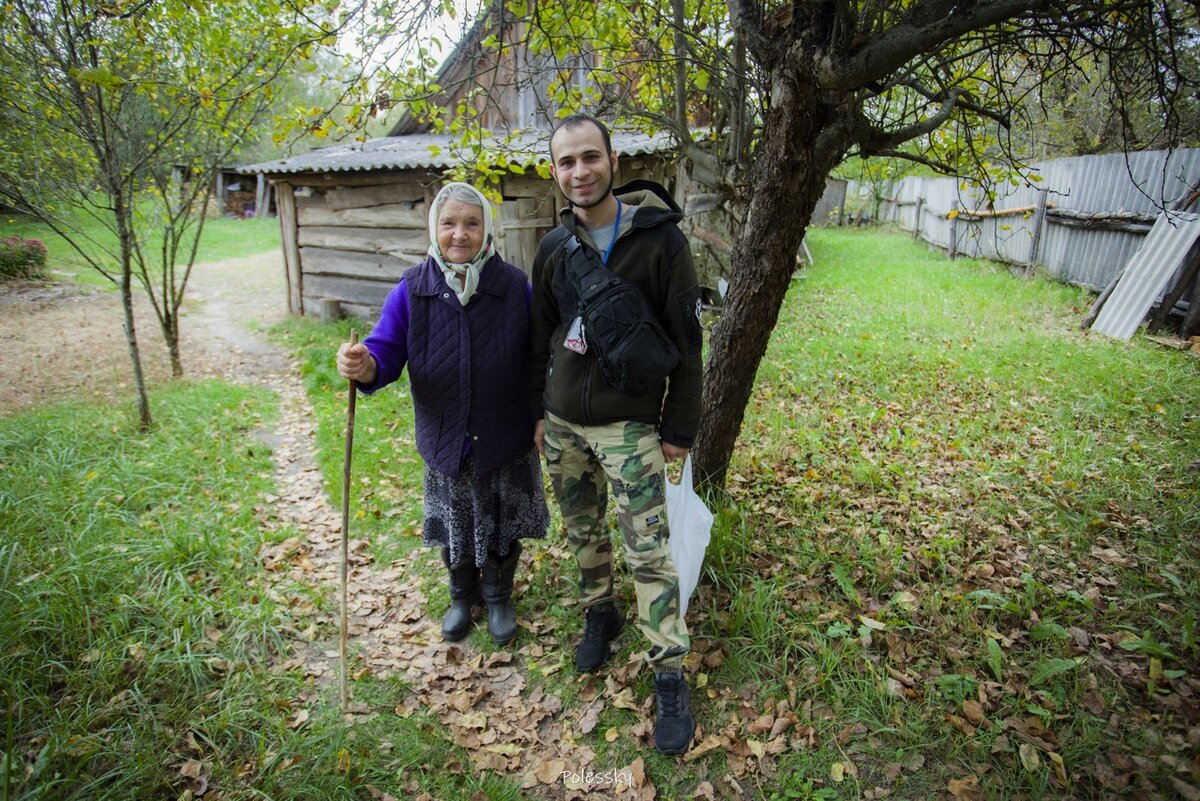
[273,155,673,320]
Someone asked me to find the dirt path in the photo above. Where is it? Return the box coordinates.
[0,257,672,799]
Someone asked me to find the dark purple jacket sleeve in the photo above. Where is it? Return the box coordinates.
[359,279,410,394]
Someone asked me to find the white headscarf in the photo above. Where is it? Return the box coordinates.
[427,182,496,306]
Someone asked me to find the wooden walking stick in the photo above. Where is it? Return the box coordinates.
[339,329,359,711]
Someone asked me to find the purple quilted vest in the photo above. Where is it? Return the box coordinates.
[404,255,533,478]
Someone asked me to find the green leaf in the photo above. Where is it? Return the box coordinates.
[985,638,1003,681]
[1118,635,1173,660]
[1030,622,1070,641]
[1029,657,1081,686]
[830,564,857,604]
[933,673,977,698]
[825,621,852,639]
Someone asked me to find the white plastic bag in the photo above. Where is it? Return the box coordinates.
[665,455,713,617]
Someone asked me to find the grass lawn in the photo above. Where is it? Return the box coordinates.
[3,209,281,285]
[2,226,1197,799]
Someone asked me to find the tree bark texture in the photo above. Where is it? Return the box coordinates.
[120,270,153,431]
[692,72,841,486]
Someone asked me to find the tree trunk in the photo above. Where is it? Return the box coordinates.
[165,310,183,378]
[113,191,153,430]
[120,268,153,431]
[692,75,839,487]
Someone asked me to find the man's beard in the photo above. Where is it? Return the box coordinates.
[565,166,614,209]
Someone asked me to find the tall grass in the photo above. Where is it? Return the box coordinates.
[3,209,280,285]
[0,382,360,799]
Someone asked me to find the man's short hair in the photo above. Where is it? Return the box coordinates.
[550,114,613,160]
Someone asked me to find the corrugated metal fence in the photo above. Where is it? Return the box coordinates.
[847,149,1200,290]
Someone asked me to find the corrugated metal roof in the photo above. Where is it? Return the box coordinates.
[1091,212,1200,340]
[239,129,677,176]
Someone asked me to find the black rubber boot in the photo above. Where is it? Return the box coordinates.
[574,602,625,672]
[441,548,479,642]
[480,541,521,645]
[653,671,695,754]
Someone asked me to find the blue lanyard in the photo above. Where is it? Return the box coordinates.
[601,200,623,265]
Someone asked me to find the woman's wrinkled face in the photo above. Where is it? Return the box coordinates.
[436,198,485,264]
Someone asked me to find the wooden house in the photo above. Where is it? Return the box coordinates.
[239,7,691,320]
[239,130,680,320]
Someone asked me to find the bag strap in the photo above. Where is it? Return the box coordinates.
[564,235,613,302]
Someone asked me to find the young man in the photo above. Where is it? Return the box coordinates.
[529,114,704,755]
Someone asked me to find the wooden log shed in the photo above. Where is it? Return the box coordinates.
[240,131,680,321]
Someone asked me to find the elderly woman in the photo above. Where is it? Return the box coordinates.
[336,182,548,645]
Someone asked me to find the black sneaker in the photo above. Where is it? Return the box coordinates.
[653,671,695,754]
[574,602,624,672]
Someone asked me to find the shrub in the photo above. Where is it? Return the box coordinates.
[0,236,49,280]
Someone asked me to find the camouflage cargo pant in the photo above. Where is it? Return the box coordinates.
[543,412,689,670]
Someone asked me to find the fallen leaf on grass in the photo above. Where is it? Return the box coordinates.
[746,713,774,735]
[1172,778,1200,801]
[945,713,976,736]
[577,699,604,734]
[683,734,726,762]
[610,688,641,711]
[1091,547,1133,566]
[1048,751,1069,788]
[947,775,981,800]
[962,700,986,725]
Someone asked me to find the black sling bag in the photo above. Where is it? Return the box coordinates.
[563,235,680,395]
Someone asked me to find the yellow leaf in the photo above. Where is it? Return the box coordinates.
[1048,751,1069,787]
[605,727,619,742]
[1018,742,1042,772]
[456,711,487,729]
[831,762,846,782]
[610,688,640,711]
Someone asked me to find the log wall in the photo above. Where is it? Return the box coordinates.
[272,155,674,320]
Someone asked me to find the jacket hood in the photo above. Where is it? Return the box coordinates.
[560,178,683,234]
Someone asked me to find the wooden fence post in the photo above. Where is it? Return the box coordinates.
[255,175,267,218]
[1181,271,1200,340]
[913,197,923,240]
[949,203,959,260]
[1027,188,1049,267]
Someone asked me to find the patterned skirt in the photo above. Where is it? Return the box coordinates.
[422,447,550,568]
